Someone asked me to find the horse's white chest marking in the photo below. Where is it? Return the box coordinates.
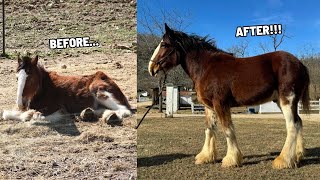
[16,69,28,107]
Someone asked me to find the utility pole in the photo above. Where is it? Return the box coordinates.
[1,0,5,56]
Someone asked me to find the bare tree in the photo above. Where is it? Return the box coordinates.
[138,0,193,112]
[269,27,290,51]
[258,25,290,53]
[258,41,270,53]
[227,40,249,57]
[138,0,191,50]
[298,44,320,100]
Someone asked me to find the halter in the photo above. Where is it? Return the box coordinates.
[151,40,187,66]
[153,48,175,66]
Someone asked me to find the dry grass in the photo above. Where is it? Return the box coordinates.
[0,1,137,178]
[3,0,136,58]
[137,108,320,179]
[0,52,137,179]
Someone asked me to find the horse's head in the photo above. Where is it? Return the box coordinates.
[16,55,41,110]
[148,23,182,76]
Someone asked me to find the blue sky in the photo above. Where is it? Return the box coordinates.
[137,0,320,57]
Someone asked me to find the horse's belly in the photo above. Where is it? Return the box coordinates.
[233,89,278,107]
[63,96,95,113]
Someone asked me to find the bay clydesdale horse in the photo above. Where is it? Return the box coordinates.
[2,55,132,124]
[148,24,310,169]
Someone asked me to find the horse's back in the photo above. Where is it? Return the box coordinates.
[199,51,308,106]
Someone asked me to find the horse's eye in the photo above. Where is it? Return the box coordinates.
[160,43,167,48]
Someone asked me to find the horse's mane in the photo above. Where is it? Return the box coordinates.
[172,30,234,56]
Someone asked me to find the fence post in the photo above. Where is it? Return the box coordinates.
[1,0,5,56]
[166,85,174,118]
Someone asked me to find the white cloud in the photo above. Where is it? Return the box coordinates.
[251,13,293,25]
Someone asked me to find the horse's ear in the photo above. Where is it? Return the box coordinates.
[31,55,38,65]
[17,54,22,64]
[165,23,174,38]
[165,23,171,32]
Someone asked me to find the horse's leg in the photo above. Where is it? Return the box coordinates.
[195,107,217,164]
[2,109,44,122]
[295,115,305,164]
[275,98,304,162]
[273,94,301,169]
[79,108,97,122]
[95,89,131,120]
[214,104,243,167]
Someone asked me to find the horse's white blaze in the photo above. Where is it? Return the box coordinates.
[96,91,131,118]
[279,93,297,164]
[16,69,28,107]
[148,40,163,75]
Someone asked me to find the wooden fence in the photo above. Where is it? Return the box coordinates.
[191,99,320,114]
[298,99,320,114]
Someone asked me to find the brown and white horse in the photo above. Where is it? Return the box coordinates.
[2,55,132,124]
[148,24,310,169]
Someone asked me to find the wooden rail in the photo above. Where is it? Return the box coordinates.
[298,99,320,114]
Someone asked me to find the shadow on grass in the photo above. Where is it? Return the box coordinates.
[242,148,320,167]
[300,147,320,167]
[138,153,192,167]
[33,118,81,136]
[242,152,279,166]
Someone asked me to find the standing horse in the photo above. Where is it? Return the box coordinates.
[2,55,132,124]
[148,24,310,169]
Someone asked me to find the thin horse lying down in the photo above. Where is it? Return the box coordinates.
[148,24,310,169]
[2,55,132,124]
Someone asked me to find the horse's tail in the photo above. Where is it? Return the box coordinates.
[301,65,310,114]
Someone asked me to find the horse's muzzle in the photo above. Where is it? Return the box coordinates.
[149,66,159,77]
[18,99,29,111]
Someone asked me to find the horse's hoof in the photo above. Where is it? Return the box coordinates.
[106,113,122,126]
[296,151,304,164]
[195,152,215,164]
[20,110,36,122]
[80,108,97,122]
[272,155,296,169]
[32,111,45,121]
[221,154,242,168]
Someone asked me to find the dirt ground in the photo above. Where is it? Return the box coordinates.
[137,102,320,179]
[0,0,137,179]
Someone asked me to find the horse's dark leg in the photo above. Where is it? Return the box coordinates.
[295,115,304,164]
[195,107,217,164]
[214,103,243,167]
[273,94,302,169]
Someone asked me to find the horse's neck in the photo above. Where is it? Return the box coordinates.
[36,70,53,96]
[180,51,210,83]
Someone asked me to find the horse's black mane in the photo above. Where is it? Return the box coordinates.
[172,30,234,56]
